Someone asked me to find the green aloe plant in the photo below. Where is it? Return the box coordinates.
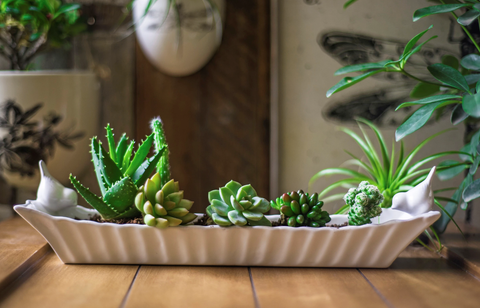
[207,181,272,227]
[271,191,330,227]
[70,124,166,220]
[308,118,468,234]
[135,173,197,228]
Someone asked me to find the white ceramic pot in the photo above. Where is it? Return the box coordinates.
[0,71,99,190]
[134,0,225,76]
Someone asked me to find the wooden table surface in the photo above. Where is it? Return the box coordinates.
[1,217,480,308]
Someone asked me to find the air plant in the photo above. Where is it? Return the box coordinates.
[308,118,468,235]
[70,124,165,220]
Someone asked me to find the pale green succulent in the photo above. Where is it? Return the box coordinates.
[135,172,197,228]
[206,181,271,227]
[345,181,383,226]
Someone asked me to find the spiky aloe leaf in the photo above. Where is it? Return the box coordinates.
[104,177,139,213]
[125,133,154,176]
[131,146,166,186]
[69,175,118,219]
[96,138,123,187]
[151,117,171,186]
[122,140,135,172]
[106,124,117,164]
[116,133,128,168]
[91,137,108,197]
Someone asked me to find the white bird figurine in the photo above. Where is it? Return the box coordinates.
[391,166,436,216]
[25,161,97,219]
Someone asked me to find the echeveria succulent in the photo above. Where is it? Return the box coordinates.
[271,191,331,227]
[345,181,383,226]
[135,173,196,228]
[207,181,272,227]
[70,124,165,220]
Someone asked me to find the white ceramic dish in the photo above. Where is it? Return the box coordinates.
[14,206,439,268]
[14,164,441,268]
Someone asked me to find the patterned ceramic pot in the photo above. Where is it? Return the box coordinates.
[0,71,99,189]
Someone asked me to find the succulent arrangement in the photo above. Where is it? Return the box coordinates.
[70,124,166,220]
[207,181,272,226]
[344,182,383,226]
[0,0,85,70]
[134,172,196,228]
[271,191,331,227]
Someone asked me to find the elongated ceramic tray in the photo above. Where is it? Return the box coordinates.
[14,205,439,268]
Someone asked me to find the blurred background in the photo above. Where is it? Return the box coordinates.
[0,0,477,228]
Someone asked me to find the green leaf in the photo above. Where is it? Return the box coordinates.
[402,25,433,58]
[402,35,438,64]
[462,92,480,117]
[427,63,470,92]
[461,54,480,71]
[441,55,459,70]
[249,197,271,213]
[248,216,272,226]
[309,168,371,188]
[451,104,469,125]
[131,147,166,186]
[413,4,472,22]
[211,199,231,216]
[395,101,456,141]
[212,213,232,226]
[70,175,118,220]
[104,177,138,213]
[122,141,135,172]
[53,3,80,19]
[106,124,117,164]
[396,94,462,110]
[219,187,234,207]
[343,0,357,9]
[334,60,390,75]
[457,9,480,26]
[470,155,480,174]
[465,74,480,84]
[437,160,469,180]
[115,133,128,167]
[228,210,247,226]
[409,82,440,99]
[326,70,384,97]
[125,133,154,176]
[463,178,480,202]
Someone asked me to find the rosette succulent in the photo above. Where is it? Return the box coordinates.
[207,181,271,227]
[271,190,331,227]
[70,124,165,220]
[134,172,197,228]
[345,181,383,226]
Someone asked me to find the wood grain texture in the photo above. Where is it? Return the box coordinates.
[0,251,138,308]
[431,222,480,279]
[250,267,387,308]
[135,0,271,212]
[124,266,255,308]
[361,246,480,308]
[0,218,49,290]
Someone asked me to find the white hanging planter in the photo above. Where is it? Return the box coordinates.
[133,0,225,76]
[0,71,99,190]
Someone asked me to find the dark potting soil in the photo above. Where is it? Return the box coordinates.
[86,215,145,225]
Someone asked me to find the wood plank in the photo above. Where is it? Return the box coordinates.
[360,246,480,308]
[250,267,387,308]
[135,0,271,212]
[436,222,480,278]
[0,251,138,308]
[0,217,49,290]
[124,266,255,308]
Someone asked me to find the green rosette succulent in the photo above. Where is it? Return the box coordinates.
[70,124,165,220]
[135,172,197,228]
[207,181,272,227]
[271,191,331,227]
[345,181,384,226]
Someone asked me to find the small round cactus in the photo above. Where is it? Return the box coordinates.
[271,190,331,227]
[135,173,197,228]
[207,181,272,227]
[344,181,383,226]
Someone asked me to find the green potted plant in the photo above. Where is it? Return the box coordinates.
[0,0,99,190]
[325,0,480,233]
